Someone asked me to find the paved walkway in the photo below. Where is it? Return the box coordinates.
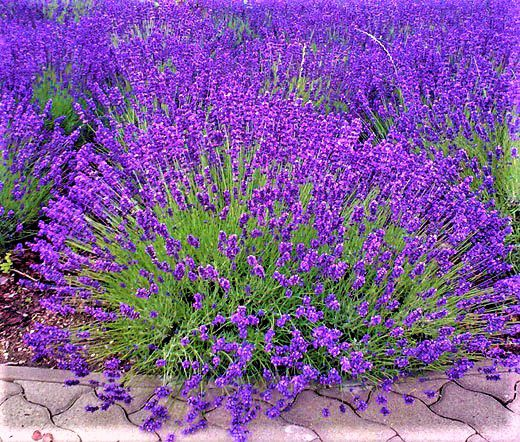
[0,364,519,442]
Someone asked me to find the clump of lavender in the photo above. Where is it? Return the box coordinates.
[0,92,77,250]
[5,0,516,441]
[30,95,517,439]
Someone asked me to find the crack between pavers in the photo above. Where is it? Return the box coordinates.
[47,415,86,442]
[0,392,22,408]
[403,369,511,387]
[0,380,23,407]
[125,392,228,441]
[465,431,490,442]
[78,398,158,442]
[284,420,323,442]
[52,392,91,418]
[350,390,403,442]
[15,381,84,442]
[425,385,484,440]
[505,380,520,406]
[411,385,481,435]
[156,416,236,441]
[206,413,316,442]
[389,379,448,403]
[13,378,95,415]
[453,379,512,409]
[94,386,157,417]
[425,380,449,407]
[363,386,484,442]
[115,397,164,442]
[233,396,324,442]
[261,395,324,442]
[278,417,324,442]
[313,389,402,442]
[2,372,94,386]
[426,405,483,441]
[255,395,297,412]
[464,433,475,442]
[116,401,144,429]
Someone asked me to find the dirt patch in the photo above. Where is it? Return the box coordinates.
[0,248,87,367]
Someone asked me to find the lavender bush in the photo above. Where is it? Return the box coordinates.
[0,0,517,440]
[0,90,77,250]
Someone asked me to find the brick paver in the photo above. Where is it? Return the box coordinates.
[456,371,519,403]
[0,394,80,442]
[1,364,519,441]
[0,380,21,404]
[16,380,91,415]
[283,390,396,441]
[431,381,520,442]
[362,388,474,442]
[54,391,158,442]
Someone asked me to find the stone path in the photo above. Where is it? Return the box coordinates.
[1,364,519,442]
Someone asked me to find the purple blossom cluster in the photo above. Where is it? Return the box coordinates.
[0,0,517,440]
[0,91,78,247]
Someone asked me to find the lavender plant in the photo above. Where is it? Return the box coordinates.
[30,98,517,440]
[0,92,76,250]
[0,0,515,440]
[0,157,49,250]
[32,69,80,135]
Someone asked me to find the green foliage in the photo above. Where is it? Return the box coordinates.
[42,0,93,23]
[0,158,50,251]
[449,124,519,272]
[0,251,12,274]
[228,16,256,44]
[497,142,519,273]
[33,69,79,134]
[66,152,499,386]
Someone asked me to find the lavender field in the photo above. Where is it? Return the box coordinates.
[0,0,519,441]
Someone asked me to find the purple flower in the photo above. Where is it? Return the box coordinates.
[155,386,172,399]
[187,235,200,248]
[324,293,340,311]
[357,301,369,317]
[18,2,519,438]
[376,394,387,405]
[403,395,415,405]
[423,390,436,399]
[219,278,231,293]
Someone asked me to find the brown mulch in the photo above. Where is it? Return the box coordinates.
[0,248,86,367]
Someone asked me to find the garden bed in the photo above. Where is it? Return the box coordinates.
[0,1,518,441]
[0,249,90,367]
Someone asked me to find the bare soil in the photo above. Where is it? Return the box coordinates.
[0,248,86,367]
